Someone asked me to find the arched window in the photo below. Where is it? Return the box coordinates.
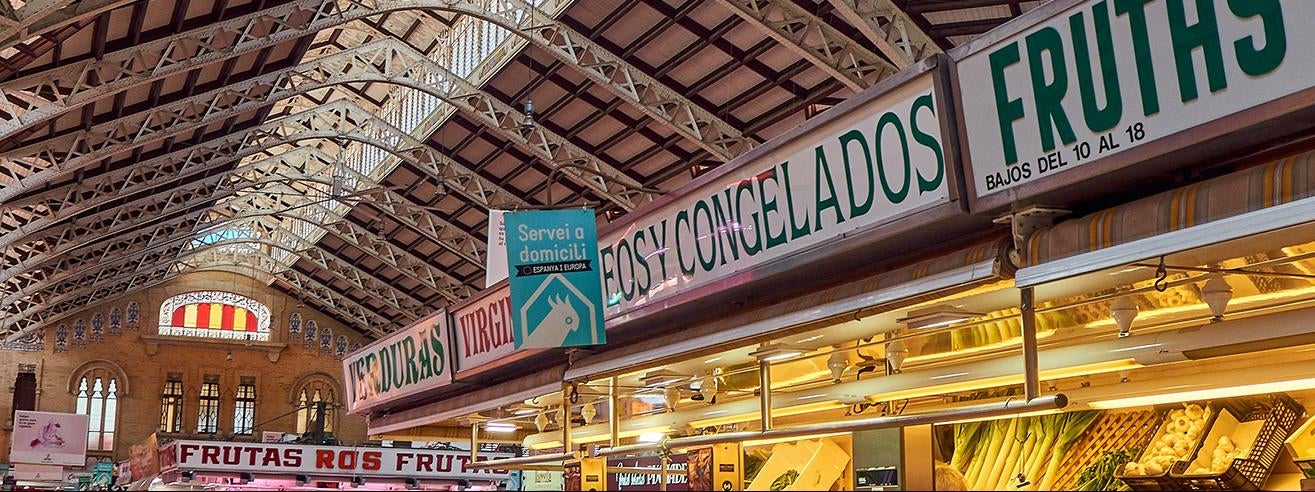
[158,291,271,341]
[291,375,339,435]
[69,362,128,452]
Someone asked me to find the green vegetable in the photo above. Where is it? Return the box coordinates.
[1075,449,1137,491]
[743,450,769,489]
[1038,411,1101,490]
[769,469,800,491]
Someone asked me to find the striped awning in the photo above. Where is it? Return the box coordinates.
[1018,149,1315,287]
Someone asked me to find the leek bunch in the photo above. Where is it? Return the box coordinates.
[951,411,1100,490]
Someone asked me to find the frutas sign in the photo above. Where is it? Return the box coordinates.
[599,72,948,315]
[959,0,1314,198]
[163,441,511,480]
[453,284,517,371]
[342,310,451,415]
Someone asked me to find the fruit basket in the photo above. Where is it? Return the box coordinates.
[1171,394,1304,490]
[1115,402,1218,491]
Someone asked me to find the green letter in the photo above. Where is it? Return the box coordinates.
[735,180,763,256]
[838,130,874,218]
[758,171,787,249]
[1026,27,1078,152]
[813,146,845,230]
[779,162,811,241]
[989,43,1026,165]
[674,210,696,276]
[875,112,911,204]
[1167,0,1227,102]
[909,94,944,194]
[1071,3,1123,133]
[1229,0,1286,76]
[1115,0,1161,116]
[692,199,718,272]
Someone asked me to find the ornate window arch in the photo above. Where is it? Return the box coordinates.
[289,373,340,434]
[158,291,272,341]
[68,361,129,452]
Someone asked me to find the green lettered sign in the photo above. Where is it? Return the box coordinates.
[959,0,1314,197]
[506,209,605,349]
[341,310,451,415]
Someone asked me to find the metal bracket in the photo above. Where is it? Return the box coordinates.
[993,206,1069,265]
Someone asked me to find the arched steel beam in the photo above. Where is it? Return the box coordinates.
[3,142,488,270]
[0,39,653,210]
[0,164,476,309]
[2,246,397,340]
[713,0,896,91]
[824,0,941,68]
[0,0,133,51]
[0,135,482,299]
[0,0,750,166]
[0,97,523,267]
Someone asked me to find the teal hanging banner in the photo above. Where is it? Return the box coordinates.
[505,209,605,349]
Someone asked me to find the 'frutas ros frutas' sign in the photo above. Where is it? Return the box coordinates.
[599,72,949,315]
[505,209,605,349]
[342,310,451,415]
[162,441,511,481]
[959,0,1314,197]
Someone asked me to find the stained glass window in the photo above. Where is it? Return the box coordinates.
[160,375,184,433]
[233,379,256,436]
[158,291,271,341]
[197,377,220,434]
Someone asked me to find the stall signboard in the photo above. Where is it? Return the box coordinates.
[598,71,949,317]
[453,284,517,371]
[505,209,605,349]
[485,210,509,287]
[608,454,689,491]
[341,310,452,415]
[10,411,89,466]
[128,433,159,482]
[160,441,513,481]
[958,0,1315,202]
[12,464,62,482]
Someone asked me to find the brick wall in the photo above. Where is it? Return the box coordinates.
[0,271,374,463]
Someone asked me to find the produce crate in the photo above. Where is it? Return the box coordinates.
[1171,394,1305,490]
[1052,409,1159,490]
[1116,402,1219,491]
[1285,413,1315,479]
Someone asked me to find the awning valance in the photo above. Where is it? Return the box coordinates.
[368,364,565,435]
[1018,149,1315,287]
[564,239,1009,381]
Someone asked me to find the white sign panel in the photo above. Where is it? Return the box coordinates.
[12,464,63,482]
[453,285,517,371]
[485,210,509,287]
[341,310,452,415]
[599,73,948,315]
[11,411,90,466]
[960,0,1315,197]
[163,441,512,481]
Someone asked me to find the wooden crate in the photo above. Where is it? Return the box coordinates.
[1051,410,1160,490]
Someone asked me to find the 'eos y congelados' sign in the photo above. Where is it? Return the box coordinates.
[960,0,1313,197]
[599,72,948,314]
[341,310,451,415]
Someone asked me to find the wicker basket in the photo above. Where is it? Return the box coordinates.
[1171,394,1305,490]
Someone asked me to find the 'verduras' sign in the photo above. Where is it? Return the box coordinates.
[959,0,1314,198]
[341,310,451,415]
